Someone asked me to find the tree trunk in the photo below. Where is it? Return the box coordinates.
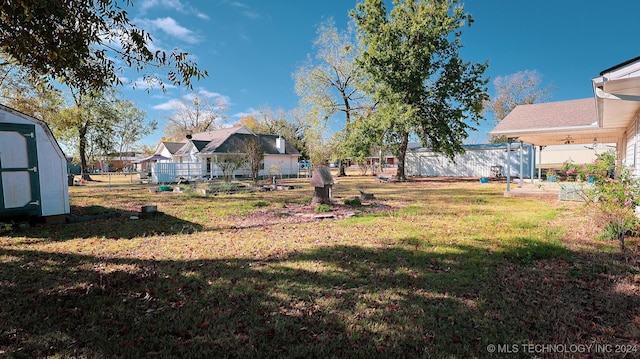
[338,93,351,178]
[311,186,331,205]
[78,123,93,181]
[395,131,409,181]
[338,159,346,177]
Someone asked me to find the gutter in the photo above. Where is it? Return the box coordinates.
[491,123,600,136]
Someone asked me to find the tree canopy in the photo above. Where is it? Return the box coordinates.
[485,70,554,142]
[162,94,227,141]
[293,18,368,175]
[0,0,207,92]
[352,0,488,180]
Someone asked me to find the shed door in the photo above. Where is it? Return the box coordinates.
[0,123,41,216]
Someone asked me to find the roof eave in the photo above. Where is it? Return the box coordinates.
[491,124,600,136]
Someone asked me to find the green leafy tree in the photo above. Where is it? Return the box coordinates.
[54,90,155,179]
[111,101,158,163]
[352,0,489,181]
[0,0,207,92]
[294,18,367,176]
[343,106,388,175]
[0,54,65,121]
[56,90,120,178]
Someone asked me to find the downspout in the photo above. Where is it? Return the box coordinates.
[634,116,638,173]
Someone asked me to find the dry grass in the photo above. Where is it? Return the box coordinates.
[1,173,639,358]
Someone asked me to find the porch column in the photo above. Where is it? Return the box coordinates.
[506,141,511,192]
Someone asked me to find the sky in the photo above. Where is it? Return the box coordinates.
[117,0,640,147]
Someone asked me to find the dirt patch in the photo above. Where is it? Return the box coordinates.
[233,201,393,229]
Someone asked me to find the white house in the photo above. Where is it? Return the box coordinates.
[151,126,301,183]
[491,56,640,179]
[0,104,69,222]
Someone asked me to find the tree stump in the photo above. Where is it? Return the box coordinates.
[312,186,331,205]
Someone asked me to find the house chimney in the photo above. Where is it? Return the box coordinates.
[276,136,286,154]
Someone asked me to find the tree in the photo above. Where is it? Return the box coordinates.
[212,154,247,182]
[53,90,118,178]
[294,18,367,176]
[485,70,555,142]
[111,101,158,165]
[236,115,260,132]
[0,0,207,93]
[352,0,489,181]
[252,107,310,160]
[343,106,388,175]
[162,94,227,141]
[0,54,65,121]
[243,137,265,185]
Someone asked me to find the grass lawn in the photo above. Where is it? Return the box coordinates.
[1,173,640,358]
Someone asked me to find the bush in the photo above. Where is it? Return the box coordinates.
[315,204,331,213]
[343,197,362,207]
[570,151,640,250]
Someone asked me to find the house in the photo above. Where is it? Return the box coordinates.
[405,142,534,178]
[94,151,142,173]
[491,98,615,176]
[0,104,70,222]
[151,126,301,183]
[491,56,640,179]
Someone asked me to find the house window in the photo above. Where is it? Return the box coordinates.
[206,158,212,174]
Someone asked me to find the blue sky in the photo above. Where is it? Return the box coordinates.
[118,0,640,147]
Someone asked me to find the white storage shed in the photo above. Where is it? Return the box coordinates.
[406,143,534,178]
[0,105,70,221]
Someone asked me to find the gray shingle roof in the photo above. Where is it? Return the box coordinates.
[198,133,300,155]
[161,142,185,155]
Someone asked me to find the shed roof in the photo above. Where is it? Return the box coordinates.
[310,167,334,187]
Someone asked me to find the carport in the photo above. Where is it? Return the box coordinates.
[491,56,640,186]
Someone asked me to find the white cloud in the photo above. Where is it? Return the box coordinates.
[153,91,231,112]
[137,0,209,19]
[232,107,258,119]
[153,98,184,111]
[229,2,261,19]
[136,17,202,44]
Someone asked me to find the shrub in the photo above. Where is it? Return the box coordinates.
[315,204,331,213]
[571,151,640,250]
[343,197,362,207]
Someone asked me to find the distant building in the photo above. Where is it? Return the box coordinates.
[150,126,301,183]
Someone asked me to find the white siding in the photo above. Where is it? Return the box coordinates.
[406,144,533,178]
[0,108,69,216]
[624,114,639,176]
[262,154,299,177]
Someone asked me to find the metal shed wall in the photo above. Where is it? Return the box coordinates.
[406,143,533,178]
